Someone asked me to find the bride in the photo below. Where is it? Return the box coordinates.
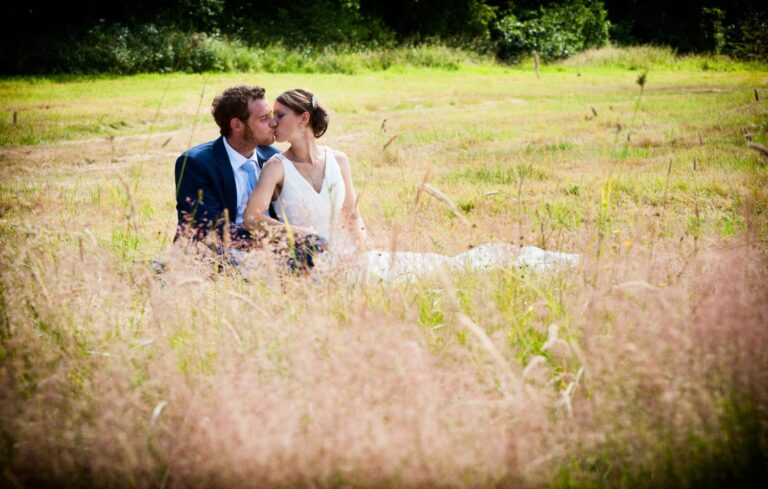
[243,89,578,282]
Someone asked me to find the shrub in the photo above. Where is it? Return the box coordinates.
[700,7,727,54]
[358,0,497,43]
[57,24,226,74]
[726,10,768,61]
[493,0,610,62]
[6,22,494,76]
[236,0,394,48]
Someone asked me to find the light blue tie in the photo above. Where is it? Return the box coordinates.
[242,159,257,194]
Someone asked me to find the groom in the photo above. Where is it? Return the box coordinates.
[175,85,279,242]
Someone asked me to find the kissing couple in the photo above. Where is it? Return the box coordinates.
[175,85,579,282]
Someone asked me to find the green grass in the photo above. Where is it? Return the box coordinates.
[561,45,768,72]
[1,49,767,487]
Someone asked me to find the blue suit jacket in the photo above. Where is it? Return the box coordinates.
[175,136,280,237]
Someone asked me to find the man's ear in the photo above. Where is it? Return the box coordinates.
[230,118,242,135]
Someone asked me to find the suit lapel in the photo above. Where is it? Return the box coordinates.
[256,145,279,169]
[255,147,265,169]
[213,137,237,222]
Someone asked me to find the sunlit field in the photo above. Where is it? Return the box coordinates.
[1,52,767,487]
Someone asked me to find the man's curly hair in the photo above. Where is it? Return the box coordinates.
[211,85,266,137]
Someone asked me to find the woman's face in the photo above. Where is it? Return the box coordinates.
[273,101,307,143]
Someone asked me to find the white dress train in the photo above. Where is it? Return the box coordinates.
[269,147,579,282]
[359,244,579,283]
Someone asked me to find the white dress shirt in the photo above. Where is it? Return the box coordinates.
[222,137,260,225]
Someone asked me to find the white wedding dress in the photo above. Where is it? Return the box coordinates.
[270,147,579,282]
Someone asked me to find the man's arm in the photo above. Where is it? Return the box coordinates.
[175,153,226,235]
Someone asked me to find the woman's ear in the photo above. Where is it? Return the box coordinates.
[301,111,310,127]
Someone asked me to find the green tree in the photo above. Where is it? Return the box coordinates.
[493,0,610,62]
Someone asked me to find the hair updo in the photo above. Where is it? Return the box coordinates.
[276,88,329,138]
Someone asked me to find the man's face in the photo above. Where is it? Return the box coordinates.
[241,98,276,146]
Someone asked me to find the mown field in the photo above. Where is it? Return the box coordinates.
[1,52,767,487]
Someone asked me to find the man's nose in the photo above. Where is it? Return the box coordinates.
[268,118,278,128]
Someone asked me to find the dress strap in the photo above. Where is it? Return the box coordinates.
[323,147,339,172]
[277,153,301,180]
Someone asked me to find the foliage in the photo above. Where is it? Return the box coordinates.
[360,0,498,41]
[700,7,727,54]
[726,10,768,61]
[603,0,768,60]
[2,24,493,76]
[84,24,224,74]
[233,0,394,47]
[493,1,610,62]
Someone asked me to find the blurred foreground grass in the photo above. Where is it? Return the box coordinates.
[1,52,767,487]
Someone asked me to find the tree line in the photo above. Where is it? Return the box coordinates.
[3,0,765,74]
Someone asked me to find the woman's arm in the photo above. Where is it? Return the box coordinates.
[335,150,371,251]
[244,158,314,238]
[243,158,285,232]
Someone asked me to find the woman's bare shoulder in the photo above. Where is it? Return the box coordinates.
[260,155,285,180]
[262,154,284,170]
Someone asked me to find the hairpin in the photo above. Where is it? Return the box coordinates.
[311,95,318,108]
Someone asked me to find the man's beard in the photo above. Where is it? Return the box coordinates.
[243,124,274,146]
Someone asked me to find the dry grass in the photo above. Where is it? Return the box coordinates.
[1,64,767,487]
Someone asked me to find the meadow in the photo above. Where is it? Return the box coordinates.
[1,48,767,487]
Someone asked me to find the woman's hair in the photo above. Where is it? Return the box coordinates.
[276,89,329,138]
